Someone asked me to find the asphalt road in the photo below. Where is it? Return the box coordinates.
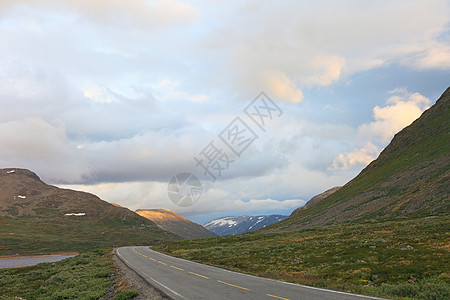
[116,246,383,300]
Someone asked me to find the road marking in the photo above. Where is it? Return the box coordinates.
[171,265,184,271]
[189,271,209,279]
[217,280,250,290]
[158,261,167,265]
[142,272,186,300]
[133,248,155,262]
[267,294,290,300]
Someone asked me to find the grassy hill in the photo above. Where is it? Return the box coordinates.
[136,208,217,239]
[266,87,449,232]
[155,215,449,299]
[0,169,179,255]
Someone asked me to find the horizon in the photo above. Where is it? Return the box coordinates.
[0,1,449,225]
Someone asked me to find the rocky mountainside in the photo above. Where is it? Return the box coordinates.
[265,87,450,232]
[136,209,216,239]
[0,169,179,255]
[204,215,288,236]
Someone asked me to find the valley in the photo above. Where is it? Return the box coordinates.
[155,215,449,299]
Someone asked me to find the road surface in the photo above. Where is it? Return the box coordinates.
[116,246,383,300]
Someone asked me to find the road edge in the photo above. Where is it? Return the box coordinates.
[115,247,175,300]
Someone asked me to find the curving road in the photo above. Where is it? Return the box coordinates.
[116,246,383,300]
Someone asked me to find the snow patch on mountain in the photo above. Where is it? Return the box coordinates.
[64,213,86,216]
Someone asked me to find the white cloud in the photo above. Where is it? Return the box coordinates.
[0,0,201,29]
[329,142,378,171]
[83,87,118,103]
[0,118,90,182]
[262,71,303,103]
[301,56,346,87]
[359,88,431,144]
[330,88,431,171]
[411,42,450,70]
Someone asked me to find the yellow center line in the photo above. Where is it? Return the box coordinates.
[132,248,157,262]
[171,265,184,271]
[217,280,250,291]
[266,294,290,300]
[189,271,210,279]
[132,248,146,258]
[158,261,167,265]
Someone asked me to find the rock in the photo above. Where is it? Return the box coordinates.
[371,274,381,281]
[357,259,366,264]
[401,245,414,250]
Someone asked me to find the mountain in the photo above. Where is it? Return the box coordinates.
[136,209,217,239]
[290,186,342,216]
[0,168,179,255]
[265,87,450,232]
[204,215,288,236]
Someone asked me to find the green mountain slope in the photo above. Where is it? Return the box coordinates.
[267,87,449,232]
[0,169,180,255]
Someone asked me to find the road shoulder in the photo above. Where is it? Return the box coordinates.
[103,249,169,300]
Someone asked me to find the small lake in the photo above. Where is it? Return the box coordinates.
[0,255,76,268]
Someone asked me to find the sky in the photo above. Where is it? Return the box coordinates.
[0,0,449,224]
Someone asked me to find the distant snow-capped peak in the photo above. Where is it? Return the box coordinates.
[203,215,287,236]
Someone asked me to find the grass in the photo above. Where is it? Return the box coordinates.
[114,289,139,300]
[154,215,450,299]
[0,249,114,299]
[0,249,140,300]
[0,215,178,256]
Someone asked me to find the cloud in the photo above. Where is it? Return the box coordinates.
[0,118,90,182]
[0,63,80,123]
[212,0,449,101]
[301,56,346,87]
[0,0,201,29]
[262,71,303,103]
[330,88,431,170]
[359,88,431,144]
[413,43,450,70]
[329,142,378,171]
[61,180,306,217]
[0,0,447,219]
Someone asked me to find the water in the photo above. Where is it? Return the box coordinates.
[0,255,75,268]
